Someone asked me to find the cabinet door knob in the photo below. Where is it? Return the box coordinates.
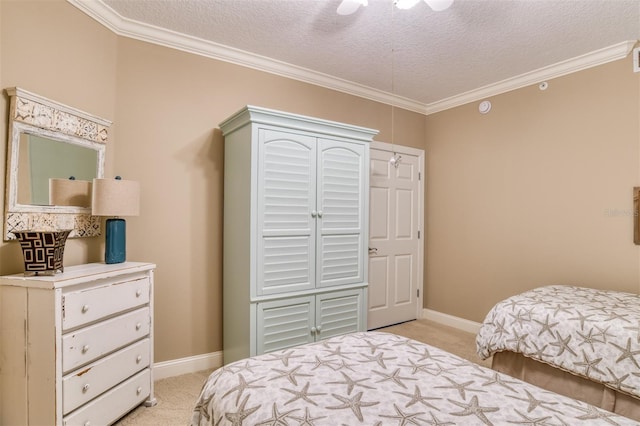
[136,322,142,331]
[317,210,323,218]
[82,383,90,393]
[311,210,317,218]
[136,386,143,395]
[136,289,142,297]
[310,326,317,334]
[316,325,322,333]
[82,345,90,354]
[81,304,89,313]
[136,355,143,364]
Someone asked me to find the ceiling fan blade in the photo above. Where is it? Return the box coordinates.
[337,0,368,16]
[423,0,454,11]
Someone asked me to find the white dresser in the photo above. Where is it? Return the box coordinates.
[0,262,156,426]
[221,106,378,363]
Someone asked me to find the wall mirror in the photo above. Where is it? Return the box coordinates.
[4,87,110,240]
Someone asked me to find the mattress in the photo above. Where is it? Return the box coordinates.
[191,331,637,425]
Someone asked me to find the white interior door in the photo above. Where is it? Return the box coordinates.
[367,142,423,330]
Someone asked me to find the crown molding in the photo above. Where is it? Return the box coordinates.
[68,0,636,116]
[68,0,427,113]
[425,40,637,114]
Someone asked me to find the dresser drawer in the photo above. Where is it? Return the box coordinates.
[62,307,150,373]
[62,338,150,415]
[63,277,150,330]
[63,368,151,426]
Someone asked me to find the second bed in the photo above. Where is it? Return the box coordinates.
[476,285,640,421]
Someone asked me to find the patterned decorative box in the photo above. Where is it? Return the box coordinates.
[13,230,71,276]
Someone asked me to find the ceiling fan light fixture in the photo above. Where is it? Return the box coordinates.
[423,0,454,11]
[394,0,421,9]
[337,0,368,15]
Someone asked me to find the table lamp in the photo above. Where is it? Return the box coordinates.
[91,176,140,264]
[49,176,92,207]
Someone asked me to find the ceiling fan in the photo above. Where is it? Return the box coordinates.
[337,0,454,15]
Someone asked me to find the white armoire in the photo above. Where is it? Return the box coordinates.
[221,106,378,363]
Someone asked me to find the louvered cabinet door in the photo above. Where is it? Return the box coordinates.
[255,296,315,354]
[316,288,364,341]
[256,129,317,296]
[316,139,366,288]
[255,289,364,354]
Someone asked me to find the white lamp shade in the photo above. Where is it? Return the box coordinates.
[91,178,140,217]
[49,178,92,207]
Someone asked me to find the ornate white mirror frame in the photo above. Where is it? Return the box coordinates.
[4,87,110,240]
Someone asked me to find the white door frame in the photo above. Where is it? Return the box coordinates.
[369,141,425,323]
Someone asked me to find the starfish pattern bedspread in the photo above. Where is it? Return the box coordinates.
[191,331,637,425]
[476,285,640,401]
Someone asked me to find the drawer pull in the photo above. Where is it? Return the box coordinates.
[136,355,143,364]
[136,322,142,331]
[84,422,91,426]
[136,289,142,297]
[81,304,89,313]
[82,345,90,354]
[82,383,90,393]
[136,386,143,395]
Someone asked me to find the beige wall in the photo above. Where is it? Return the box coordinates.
[0,1,423,362]
[1,1,639,362]
[0,1,118,271]
[425,56,640,321]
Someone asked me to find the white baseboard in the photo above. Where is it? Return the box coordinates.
[154,311,481,380]
[153,350,223,381]
[422,309,482,334]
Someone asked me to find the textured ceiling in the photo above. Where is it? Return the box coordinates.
[97,0,639,110]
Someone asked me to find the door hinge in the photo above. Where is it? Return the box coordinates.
[418,230,420,239]
[419,172,421,180]
[417,289,420,297]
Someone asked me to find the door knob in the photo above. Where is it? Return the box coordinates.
[368,247,378,254]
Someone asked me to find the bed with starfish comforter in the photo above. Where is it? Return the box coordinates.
[476,285,640,421]
[191,331,637,425]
